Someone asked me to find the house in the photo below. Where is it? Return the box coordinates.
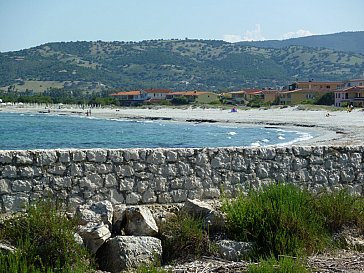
[110,90,148,105]
[144,89,171,101]
[288,81,344,91]
[281,81,345,105]
[226,89,279,105]
[166,91,219,104]
[334,86,364,107]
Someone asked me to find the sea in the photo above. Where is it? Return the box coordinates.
[0,112,314,150]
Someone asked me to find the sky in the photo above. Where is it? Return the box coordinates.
[0,0,363,52]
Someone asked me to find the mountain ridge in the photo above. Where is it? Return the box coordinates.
[0,32,363,92]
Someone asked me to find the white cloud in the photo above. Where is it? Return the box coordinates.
[281,29,315,40]
[223,24,265,43]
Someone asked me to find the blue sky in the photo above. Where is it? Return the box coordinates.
[0,0,363,52]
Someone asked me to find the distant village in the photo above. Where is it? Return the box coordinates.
[111,79,364,108]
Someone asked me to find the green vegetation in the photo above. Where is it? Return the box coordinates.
[159,212,216,263]
[222,184,330,258]
[1,185,363,272]
[0,200,93,273]
[1,35,363,92]
[247,256,308,273]
[222,184,364,261]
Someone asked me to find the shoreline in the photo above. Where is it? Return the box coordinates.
[1,104,363,147]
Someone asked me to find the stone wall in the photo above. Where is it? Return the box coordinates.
[0,146,363,212]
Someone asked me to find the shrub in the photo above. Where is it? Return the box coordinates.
[222,183,330,258]
[0,199,93,273]
[315,189,364,232]
[159,212,216,263]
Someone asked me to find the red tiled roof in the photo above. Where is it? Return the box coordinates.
[296,81,343,85]
[111,91,141,96]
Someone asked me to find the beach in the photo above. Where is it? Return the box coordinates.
[1,104,363,146]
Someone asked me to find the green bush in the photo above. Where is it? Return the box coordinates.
[159,212,215,263]
[0,199,93,273]
[315,189,364,232]
[222,184,330,258]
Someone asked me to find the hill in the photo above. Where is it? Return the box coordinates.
[0,37,363,92]
[238,31,364,55]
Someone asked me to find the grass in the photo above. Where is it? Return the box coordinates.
[0,199,93,273]
[247,256,309,273]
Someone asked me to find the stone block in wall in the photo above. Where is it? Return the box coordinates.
[313,169,328,184]
[51,177,72,190]
[109,188,124,204]
[292,146,312,157]
[184,176,201,190]
[171,189,187,202]
[132,162,146,171]
[109,150,124,163]
[170,178,183,190]
[48,164,67,176]
[125,192,141,205]
[195,165,212,178]
[157,192,172,203]
[142,189,157,203]
[119,178,134,191]
[196,153,209,166]
[115,165,134,177]
[2,165,17,178]
[70,163,83,177]
[177,162,193,175]
[154,177,167,192]
[35,151,57,166]
[58,150,71,163]
[72,150,86,162]
[148,164,162,175]
[162,164,177,177]
[166,150,178,162]
[15,151,33,165]
[341,169,355,183]
[79,174,103,191]
[259,148,276,160]
[84,163,97,173]
[0,152,13,164]
[187,188,204,200]
[105,174,118,188]
[0,179,10,194]
[124,149,139,161]
[203,188,220,199]
[178,148,195,157]
[97,164,113,174]
[136,180,149,194]
[146,150,166,165]
[87,150,107,163]
[231,157,247,172]
[19,166,41,178]
[2,194,29,212]
[11,180,32,192]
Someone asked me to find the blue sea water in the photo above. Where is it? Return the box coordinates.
[0,112,314,150]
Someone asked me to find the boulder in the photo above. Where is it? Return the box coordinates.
[97,236,162,273]
[76,200,113,228]
[77,222,111,254]
[112,204,127,235]
[182,199,225,230]
[124,206,158,236]
[216,239,253,261]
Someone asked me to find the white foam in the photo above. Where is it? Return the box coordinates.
[261,139,270,142]
[228,131,237,136]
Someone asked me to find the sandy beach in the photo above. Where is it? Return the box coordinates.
[1,104,363,146]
